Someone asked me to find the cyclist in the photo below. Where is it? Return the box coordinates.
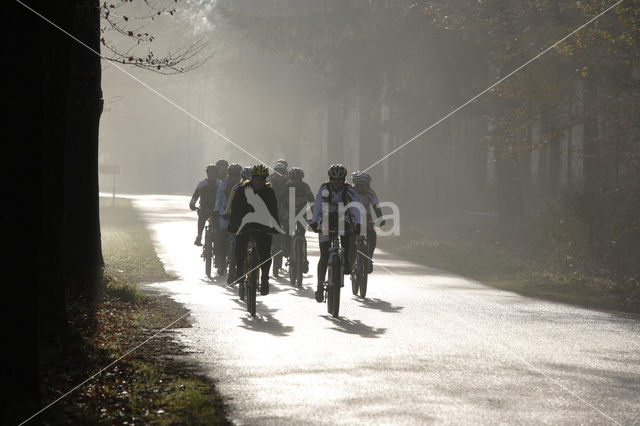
[351,171,386,273]
[223,166,252,284]
[228,164,280,295]
[240,166,251,182]
[309,164,361,302]
[189,164,219,246]
[267,161,289,277]
[279,167,314,273]
[214,163,243,275]
[215,159,229,180]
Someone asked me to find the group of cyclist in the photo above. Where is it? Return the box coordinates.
[189,159,385,303]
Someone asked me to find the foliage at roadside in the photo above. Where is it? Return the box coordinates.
[39,276,230,425]
[381,198,640,314]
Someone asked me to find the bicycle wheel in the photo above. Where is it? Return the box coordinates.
[358,262,368,298]
[204,230,213,277]
[329,257,341,318]
[351,262,359,296]
[289,239,297,286]
[295,239,304,287]
[358,241,369,298]
[245,251,259,316]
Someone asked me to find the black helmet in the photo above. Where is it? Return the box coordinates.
[274,159,288,168]
[215,159,229,169]
[206,164,217,173]
[241,167,251,180]
[328,164,347,179]
[289,167,304,180]
[227,163,242,176]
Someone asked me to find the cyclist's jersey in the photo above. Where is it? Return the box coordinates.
[356,188,380,225]
[311,182,361,229]
[224,179,249,217]
[280,180,314,217]
[215,177,241,229]
[228,181,280,234]
[189,178,218,213]
[267,173,287,205]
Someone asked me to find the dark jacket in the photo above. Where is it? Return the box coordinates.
[228,181,280,234]
[280,180,314,218]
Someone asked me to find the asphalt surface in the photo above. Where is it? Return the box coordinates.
[130,194,640,425]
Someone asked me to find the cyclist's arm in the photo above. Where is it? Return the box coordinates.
[266,187,280,225]
[346,186,361,225]
[227,186,245,233]
[224,186,238,216]
[214,181,225,213]
[304,183,314,203]
[311,185,325,224]
[189,183,202,210]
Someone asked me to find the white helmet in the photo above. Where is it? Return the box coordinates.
[351,171,371,185]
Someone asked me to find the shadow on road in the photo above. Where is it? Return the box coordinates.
[324,316,386,338]
[235,300,294,336]
[355,297,404,313]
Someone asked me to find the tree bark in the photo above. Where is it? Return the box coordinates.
[63,0,104,286]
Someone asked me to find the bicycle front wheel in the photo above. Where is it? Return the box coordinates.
[295,238,304,287]
[245,253,259,317]
[204,231,213,277]
[358,264,368,299]
[329,258,341,318]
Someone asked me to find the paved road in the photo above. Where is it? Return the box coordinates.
[130,195,639,425]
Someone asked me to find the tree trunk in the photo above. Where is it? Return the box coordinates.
[4,1,45,421]
[63,0,104,286]
[38,0,73,345]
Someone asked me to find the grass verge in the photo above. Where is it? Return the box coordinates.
[100,196,175,283]
[39,197,229,424]
[379,226,639,315]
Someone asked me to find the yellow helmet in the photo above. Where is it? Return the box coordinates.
[250,164,269,178]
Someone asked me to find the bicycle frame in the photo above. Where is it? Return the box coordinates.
[323,229,346,317]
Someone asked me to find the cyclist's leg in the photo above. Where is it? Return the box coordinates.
[367,226,377,273]
[215,229,228,271]
[341,235,352,274]
[257,233,272,294]
[316,239,330,302]
[235,232,249,280]
[227,233,237,284]
[299,224,309,272]
[195,210,207,245]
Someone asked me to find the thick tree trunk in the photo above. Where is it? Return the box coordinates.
[4,1,45,421]
[38,0,73,345]
[63,0,104,285]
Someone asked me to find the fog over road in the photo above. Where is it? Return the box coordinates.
[129,195,639,425]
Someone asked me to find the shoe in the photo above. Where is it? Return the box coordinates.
[302,260,309,274]
[315,287,324,303]
[260,281,269,295]
[343,262,352,275]
[194,236,202,246]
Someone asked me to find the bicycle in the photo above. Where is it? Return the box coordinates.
[238,233,260,317]
[351,234,371,298]
[320,228,349,318]
[287,223,307,288]
[199,210,215,277]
